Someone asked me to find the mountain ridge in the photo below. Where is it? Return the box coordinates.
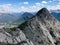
[0,8,60,45]
[18,8,60,45]
[14,12,34,24]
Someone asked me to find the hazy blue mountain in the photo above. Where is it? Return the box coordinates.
[0,10,60,25]
[51,10,60,21]
[30,12,37,15]
[51,10,60,13]
[15,12,34,24]
[0,12,34,25]
[0,13,23,24]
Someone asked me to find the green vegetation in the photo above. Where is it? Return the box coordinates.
[9,27,16,31]
[3,21,28,31]
[4,23,18,31]
[18,22,27,30]
[4,23,17,28]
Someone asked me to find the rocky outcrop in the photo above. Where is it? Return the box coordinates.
[18,8,60,45]
[0,8,60,45]
[0,28,34,45]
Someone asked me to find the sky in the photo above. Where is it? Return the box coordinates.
[0,0,60,13]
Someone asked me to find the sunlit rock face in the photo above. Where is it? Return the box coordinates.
[0,8,60,45]
[18,8,60,45]
[0,28,34,45]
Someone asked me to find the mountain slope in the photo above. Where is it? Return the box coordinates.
[0,28,34,45]
[15,12,34,24]
[18,8,60,45]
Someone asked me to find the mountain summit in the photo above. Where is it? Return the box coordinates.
[36,8,49,15]
[36,8,53,20]
[18,8,60,45]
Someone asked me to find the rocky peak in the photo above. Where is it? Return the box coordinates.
[36,8,52,20]
[36,8,50,15]
[18,8,60,45]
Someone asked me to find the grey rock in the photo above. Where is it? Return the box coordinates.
[0,28,34,45]
[0,8,60,45]
[18,8,60,45]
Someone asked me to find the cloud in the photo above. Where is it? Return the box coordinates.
[0,2,47,13]
[41,1,47,4]
[53,0,59,1]
[58,2,60,4]
[0,2,43,13]
[49,1,52,2]
[35,3,41,6]
[19,3,41,12]
[23,2,29,4]
[19,6,29,12]
[19,1,60,12]
[47,2,60,10]
[0,4,12,8]
[0,4,20,13]
[0,1,59,13]
[0,4,12,13]
[28,3,41,12]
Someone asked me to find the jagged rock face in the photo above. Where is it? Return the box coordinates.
[18,8,60,45]
[0,28,34,45]
[0,8,60,45]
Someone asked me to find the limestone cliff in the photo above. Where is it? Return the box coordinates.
[18,8,60,45]
[0,28,34,45]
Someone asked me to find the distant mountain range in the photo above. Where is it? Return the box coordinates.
[51,10,60,21]
[0,10,60,25]
[51,10,60,13]
[0,13,22,24]
[14,12,34,24]
[0,12,34,25]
